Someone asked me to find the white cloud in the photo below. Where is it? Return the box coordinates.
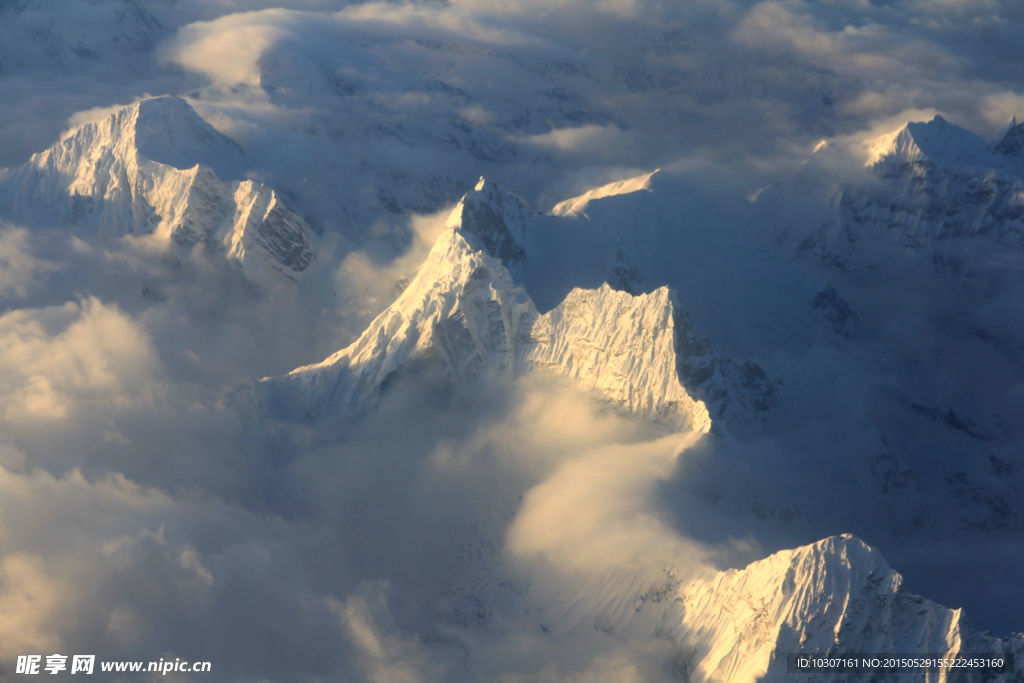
[517,125,632,155]
[158,10,299,86]
[449,0,649,19]
[0,461,355,675]
[335,2,534,45]
[159,4,533,92]
[331,205,453,340]
[0,298,160,424]
[506,430,707,577]
[0,553,64,660]
[333,583,441,683]
[460,104,493,125]
[980,91,1024,128]
[731,0,959,80]
[0,351,723,679]
[0,226,54,299]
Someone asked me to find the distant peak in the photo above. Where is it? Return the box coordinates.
[551,169,661,217]
[474,175,487,191]
[864,115,992,168]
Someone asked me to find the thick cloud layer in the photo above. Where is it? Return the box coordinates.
[0,215,719,679]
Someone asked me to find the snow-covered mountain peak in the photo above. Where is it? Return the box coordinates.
[0,96,313,283]
[683,534,903,642]
[46,96,243,178]
[260,202,711,432]
[259,226,534,421]
[445,176,529,264]
[550,168,660,217]
[752,533,899,594]
[679,534,1023,682]
[864,115,994,169]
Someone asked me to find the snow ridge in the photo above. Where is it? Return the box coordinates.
[550,169,659,217]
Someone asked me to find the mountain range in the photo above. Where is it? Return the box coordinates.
[2,95,1022,680]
